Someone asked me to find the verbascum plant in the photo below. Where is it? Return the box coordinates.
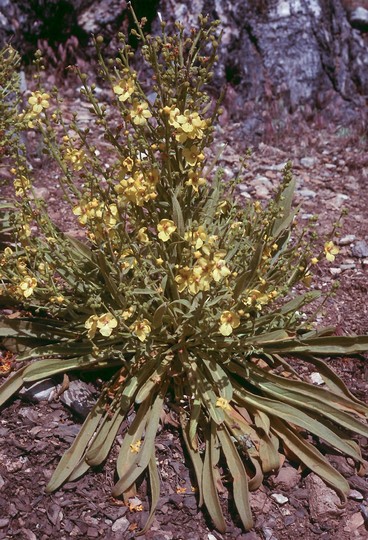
[0,9,367,534]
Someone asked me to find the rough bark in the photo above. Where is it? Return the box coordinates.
[0,0,367,130]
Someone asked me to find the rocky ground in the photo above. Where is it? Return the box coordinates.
[0,96,368,539]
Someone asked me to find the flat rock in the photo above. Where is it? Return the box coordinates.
[270,467,301,491]
[351,240,368,258]
[337,234,356,246]
[111,516,129,533]
[306,474,344,521]
[271,493,288,505]
[300,157,316,169]
[59,379,97,418]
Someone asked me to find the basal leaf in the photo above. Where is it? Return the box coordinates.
[202,422,226,533]
[217,427,253,530]
[46,393,107,492]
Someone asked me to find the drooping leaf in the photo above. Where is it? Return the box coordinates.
[46,393,107,492]
[272,418,349,503]
[202,422,226,533]
[217,427,253,530]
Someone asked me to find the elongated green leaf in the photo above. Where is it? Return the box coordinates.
[0,318,74,339]
[242,329,290,344]
[135,357,170,404]
[248,364,368,426]
[272,418,349,502]
[202,423,226,533]
[64,234,95,263]
[300,354,366,407]
[201,353,233,402]
[114,397,152,488]
[197,369,224,425]
[181,413,204,506]
[0,365,28,407]
[85,405,125,466]
[23,356,95,382]
[113,389,165,495]
[217,427,253,530]
[46,393,106,492]
[172,193,184,236]
[234,387,365,463]
[279,291,321,315]
[254,411,280,473]
[272,175,296,237]
[97,251,125,305]
[188,398,201,449]
[152,303,167,329]
[19,341,94,360]
[233,243,263,301]
[262,335,368,355]
[137,450,160,536]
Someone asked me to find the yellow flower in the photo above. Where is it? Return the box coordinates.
[13,175,31,197]
[185,171,207,192]
[50,295,65,304]
[64,148,86,171]
[182,145,204,166]
[244,289,269,309]
[219,310,240,336]
[130,100,152,125]
[216,397,231,411]
[311,257,319,265]
[212,252,231,282]
[115,169,158,207]
[185,226,207,249]
[137,227,149,243]
[97,313,118,337]
[28,91,50,114]
[85,315,99,339]
[113,77,135,102]
[122,306,135,320]
[18,276,37,298]
[131,318,151,342]
[324,241,339,262]
[175,266,192,292]
[85,313,117,338]
[157,219,176,242]
[189,264,211,294]
[130,440,141,453]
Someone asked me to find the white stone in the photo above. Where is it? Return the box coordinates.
[300,156,316,168]
[310,372,324,385]
[348,489,364,501]
[112,516,129,533]
[337,235,356,246]
[276,1,291,18]
[271,493,289,505]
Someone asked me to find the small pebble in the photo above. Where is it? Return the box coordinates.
[337,234,356,246]
[310,372,324,385]
[271,493,289,505]
[348,489,364,501]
